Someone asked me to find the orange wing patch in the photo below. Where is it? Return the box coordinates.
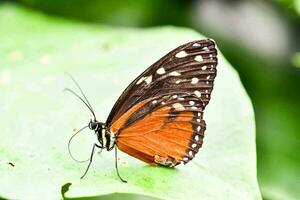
[111,100,203,166]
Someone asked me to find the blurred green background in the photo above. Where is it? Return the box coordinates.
[1,0,299,199]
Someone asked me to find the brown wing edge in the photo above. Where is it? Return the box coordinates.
[183,39,218,164]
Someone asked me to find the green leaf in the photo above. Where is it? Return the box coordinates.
[0,4,261,200]
[276,0,300,15]
[292,52,300,68]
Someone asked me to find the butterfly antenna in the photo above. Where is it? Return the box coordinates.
[64,88,97,120]
[65,73,97,120]
[68,125,90,163]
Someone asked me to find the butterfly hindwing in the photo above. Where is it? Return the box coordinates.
[112,94,206,165]
[108,39,218,166]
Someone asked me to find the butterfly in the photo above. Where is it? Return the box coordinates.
[66,39,218,182]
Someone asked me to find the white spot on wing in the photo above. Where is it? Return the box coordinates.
[172,103,185,111]
[194,90,201,97]
[197,126,201,132]
[156,67,166,74]
[203,47,209,51]
[152,100,157,104]
[175,80,181,84]
[136,76,147,85]
[145,75,152,84]
[192,143,197,148]
[189,101,195,105]
[193,43,201,47]
[175,51,188,58]
[172,95,178,99]
[206,75,211,80]
[195,55,203,62]
[169,71,181,76]
[201,66,207,70]
[191,77,199,84]
[195,135,200,141]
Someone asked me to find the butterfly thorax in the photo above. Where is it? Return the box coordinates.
[88,120,115,151]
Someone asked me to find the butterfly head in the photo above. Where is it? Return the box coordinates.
[88,119,105,132]
[88,119,98,130]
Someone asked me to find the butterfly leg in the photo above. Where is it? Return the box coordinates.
[115,146,127,183]
[80,143,102,179]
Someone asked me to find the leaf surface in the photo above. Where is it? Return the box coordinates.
[0,4,261,200]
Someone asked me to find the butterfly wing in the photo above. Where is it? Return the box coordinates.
[107,39,218,166]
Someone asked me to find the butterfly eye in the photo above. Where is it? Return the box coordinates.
[89,120,98,130]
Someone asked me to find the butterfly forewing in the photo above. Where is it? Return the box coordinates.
[107,39,217,124]
[107,39,218,165]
